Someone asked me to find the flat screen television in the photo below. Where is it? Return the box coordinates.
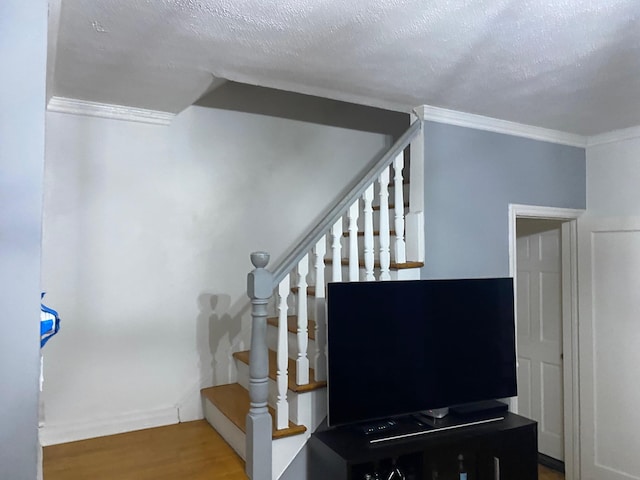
[326,278,517,428]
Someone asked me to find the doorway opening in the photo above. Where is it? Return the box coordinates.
[508,204,583,480]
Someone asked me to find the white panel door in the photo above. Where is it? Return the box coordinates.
[516,220,564,461]
[578,216,640,480]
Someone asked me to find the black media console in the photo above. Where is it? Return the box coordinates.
[309,411,537,480]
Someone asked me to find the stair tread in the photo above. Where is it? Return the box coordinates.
[233,350,327,393]
[201,384,306,439]
[324,258,424,270]
[267,315,316,340]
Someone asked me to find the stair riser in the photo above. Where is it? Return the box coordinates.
[203,397,246,460]
[289,259,422,285]
[333,207,409,236]
[273,306,323,324]
[362,178,409,200]
[234,365,327,432]
[266,326,317,361]
[235,360,323,426]
[357,207,409,232]
[291,387,327,431]
[336,181,409,217]
[338,235,402,262]
[201,393,318,480]
[290,300,320,322]
[267,295,320,321]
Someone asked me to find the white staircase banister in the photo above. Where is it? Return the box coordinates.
[244,118,423,479]
[270,120,422,285]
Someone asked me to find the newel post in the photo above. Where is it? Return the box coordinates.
[246,251,273,480]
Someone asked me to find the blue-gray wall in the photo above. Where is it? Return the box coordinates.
[422,122,586,279]
[0,1,47,478]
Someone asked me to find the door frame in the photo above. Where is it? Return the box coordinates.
[508,204,584,480]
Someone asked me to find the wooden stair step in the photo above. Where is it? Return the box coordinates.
[267,315,316,340]
[201,384,306,440]
[324,258,424,270]
[233,350,327,393]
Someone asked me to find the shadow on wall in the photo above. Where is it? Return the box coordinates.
[195,81,409,139]
[197,292,251,387]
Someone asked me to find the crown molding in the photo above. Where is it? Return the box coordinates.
[416,105,587,148]
[587,125,640,147]
[47,97,175,126]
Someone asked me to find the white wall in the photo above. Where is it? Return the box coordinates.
[579,135,640,480]
[40,105,388,444]
[587,136,640,215]
[0,1,47,478]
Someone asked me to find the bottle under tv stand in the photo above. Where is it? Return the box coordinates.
[309,411,537,480]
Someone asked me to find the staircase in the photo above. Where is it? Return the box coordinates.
[201,118,425,479]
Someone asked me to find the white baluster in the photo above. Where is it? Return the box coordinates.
[313,237,327,381]
[276,276,290,429]
[331,219,343,283]
[393,152,406,264]
[378,167,391,280]
[348,200,360,281]
[363,184,375,281]
[296,254,310,385]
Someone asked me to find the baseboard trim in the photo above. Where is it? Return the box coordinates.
[39,406,179,446]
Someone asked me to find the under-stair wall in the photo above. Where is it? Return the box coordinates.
[40,99,396,446]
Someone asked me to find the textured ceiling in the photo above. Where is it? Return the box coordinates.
[50,0,640,136]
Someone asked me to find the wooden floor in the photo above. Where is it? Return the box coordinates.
[44,420,564,480]
[539,464,565,480]
[43,420,248,480]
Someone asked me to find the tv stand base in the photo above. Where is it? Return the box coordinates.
[310,412,537,480]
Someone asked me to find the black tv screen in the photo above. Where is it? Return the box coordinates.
[326,278,517,427]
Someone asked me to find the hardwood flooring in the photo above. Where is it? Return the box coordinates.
[44,420,564,480]
[539,464,565,480]
[43,420,248,480]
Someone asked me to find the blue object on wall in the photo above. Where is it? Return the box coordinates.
[40,293,60,347]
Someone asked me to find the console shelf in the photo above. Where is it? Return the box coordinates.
[309,411,537,480]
